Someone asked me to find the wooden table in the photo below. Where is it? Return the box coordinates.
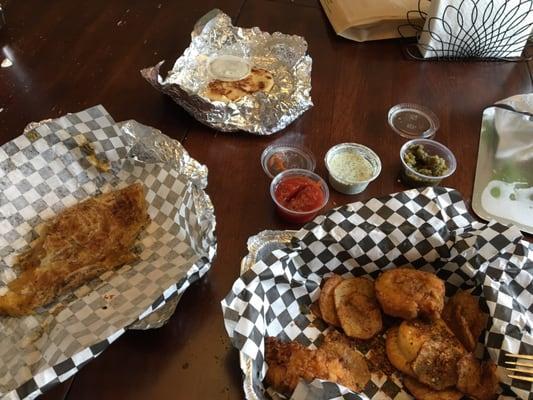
[1,1,531,399]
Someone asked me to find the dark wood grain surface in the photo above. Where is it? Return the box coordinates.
[0,1,531,399]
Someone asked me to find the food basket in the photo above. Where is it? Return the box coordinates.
[222,187,532,400]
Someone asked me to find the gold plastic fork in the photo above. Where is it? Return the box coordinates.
[505,354,533,383]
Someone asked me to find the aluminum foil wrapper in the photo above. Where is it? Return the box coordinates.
[120,119,211,330]
[141,9,313,135]
[0,106,216,399]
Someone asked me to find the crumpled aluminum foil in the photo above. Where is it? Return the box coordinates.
[118,120,213,330]
[119,120,211,330]
[119,120,208,189]
[141,9,313,135]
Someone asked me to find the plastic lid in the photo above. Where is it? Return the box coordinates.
[261,144,316,179]
[207,55,251,81]
[388,103,439,139]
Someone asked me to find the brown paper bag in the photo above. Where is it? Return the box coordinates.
[320,0,428,42]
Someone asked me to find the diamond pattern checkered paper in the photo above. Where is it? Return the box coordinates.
[222,187,532,400]
[0,106,216,400]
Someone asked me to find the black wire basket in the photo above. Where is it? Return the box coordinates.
[399,0,533,61]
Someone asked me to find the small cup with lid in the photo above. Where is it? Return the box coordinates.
[207,54,251,81]
[261,144,316,178]
[324,143,381,195]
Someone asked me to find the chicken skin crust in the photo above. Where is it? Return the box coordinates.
[375,268,445,320]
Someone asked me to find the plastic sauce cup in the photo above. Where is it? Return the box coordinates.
[270,169,329,224]
[261,144,316,179]
[400,139,457,187]
[325,143,381,195]
[207,55,251,81]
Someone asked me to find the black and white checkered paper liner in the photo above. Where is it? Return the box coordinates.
[222,187,532,400]
[0,106,216,399]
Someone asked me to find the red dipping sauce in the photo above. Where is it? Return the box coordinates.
[270,170,329,224]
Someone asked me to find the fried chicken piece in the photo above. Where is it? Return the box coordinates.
[265,331,370,395]
[411,334,465,390]
[265,337,326,393]
[0,183,150,316]
[396,319,466,390]
[375,268,445,320]
[457,354,499,400]
[321,330,370,392]
[385,326,415,376]
[442,291,487,352]
[403,376,463,400]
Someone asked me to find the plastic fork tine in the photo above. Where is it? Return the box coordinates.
[508,375,533,383]
[506,355,533,383]
[505,360,533,367]
[506,354,533,360]
[506,367,533,374]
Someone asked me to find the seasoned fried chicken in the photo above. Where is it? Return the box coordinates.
[457,354,499,400]
[265,331,370,395]
[393,319,466,390]
[265,337,325,393]
[375,268,445,320]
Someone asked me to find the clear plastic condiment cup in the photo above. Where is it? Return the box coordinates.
[324,143,382,195]
[207,55,251,81]
[270,169,329,224]
[261,144,316,179]
[399,139,457,187]
[388,103,439,139]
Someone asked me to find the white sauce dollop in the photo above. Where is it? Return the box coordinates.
[329,151,374,183]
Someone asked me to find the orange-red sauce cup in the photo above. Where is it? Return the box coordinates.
[270,169,329,224]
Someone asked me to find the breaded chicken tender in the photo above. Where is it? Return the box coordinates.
[265,331,370,395]
[265,337,325,393]
[320,330,370,392]
[375,268,445,320]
